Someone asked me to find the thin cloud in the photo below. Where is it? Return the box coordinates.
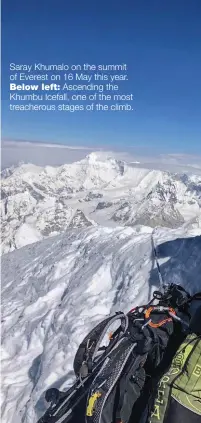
[1,140,201,176]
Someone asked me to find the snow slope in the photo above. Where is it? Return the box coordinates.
[1,225,201,423]
[1,152,201,254]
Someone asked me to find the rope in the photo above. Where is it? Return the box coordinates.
[151,231,165,293]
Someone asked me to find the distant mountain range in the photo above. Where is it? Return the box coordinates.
[1,152,201,254]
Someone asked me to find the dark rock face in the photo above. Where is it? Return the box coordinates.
[96,201,113,210]
[68,210,92,228]
[84,192,103,202]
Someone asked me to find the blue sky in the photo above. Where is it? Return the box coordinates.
[2,0,201,153]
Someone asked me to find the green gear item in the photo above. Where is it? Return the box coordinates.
[150,334,201,422]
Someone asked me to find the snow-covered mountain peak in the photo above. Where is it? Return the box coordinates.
[1,226,201,423]
[1,153,201,254]
[1,150,201,423]
[80,151,126,177]
[84,151,120,163]
[1,162,44,179]
[84,151,104,162]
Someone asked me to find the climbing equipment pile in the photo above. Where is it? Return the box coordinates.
[37,283,195,423]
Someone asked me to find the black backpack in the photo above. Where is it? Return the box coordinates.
[37,284,194,423]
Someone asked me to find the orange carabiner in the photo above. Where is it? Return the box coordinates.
[144,307,176,328]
